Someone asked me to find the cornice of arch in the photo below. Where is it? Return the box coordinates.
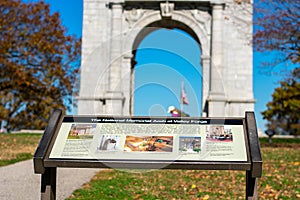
[124,8,211,58]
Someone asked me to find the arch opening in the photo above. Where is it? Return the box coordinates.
[131,22,203,117]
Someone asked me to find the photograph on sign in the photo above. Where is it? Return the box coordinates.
[68,124,96,139]
[124,136,173,152]
[206,125,233,142]
[97,134,121,151]
[179,136,201,154]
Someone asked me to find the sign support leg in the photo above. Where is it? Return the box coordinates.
[41,167,57,200]
[246,170,258,200]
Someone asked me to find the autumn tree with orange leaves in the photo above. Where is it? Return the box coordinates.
[253,0,299,67]
[0,0,81,131]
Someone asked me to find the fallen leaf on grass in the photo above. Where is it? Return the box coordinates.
[133,194,141,199]
[188,190,196,195]
[82,183,90,189]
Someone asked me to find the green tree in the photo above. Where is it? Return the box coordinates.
[0,0,81,131]
[262,68,300,135]
[254,0,300,135]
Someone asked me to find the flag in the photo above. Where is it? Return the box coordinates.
[181,81,189,105]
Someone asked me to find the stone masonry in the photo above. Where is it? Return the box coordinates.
[78,0,255,117]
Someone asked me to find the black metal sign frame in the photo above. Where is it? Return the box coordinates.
[33,109,262,199]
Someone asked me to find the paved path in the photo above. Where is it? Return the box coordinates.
[0,160,100,200]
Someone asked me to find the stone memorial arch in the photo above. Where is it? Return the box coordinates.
[78,0,255,117]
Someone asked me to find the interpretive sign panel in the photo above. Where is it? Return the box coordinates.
[49,116,248,163]
[34,110,262,200]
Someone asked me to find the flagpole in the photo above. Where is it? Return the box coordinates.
[180,80,183,116]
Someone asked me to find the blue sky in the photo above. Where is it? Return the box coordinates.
[23,0,290,132]
[134,29,202,117]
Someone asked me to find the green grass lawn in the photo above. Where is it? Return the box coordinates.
[1,134,299,199]
[67,143,300,199]
[0,133,42,166]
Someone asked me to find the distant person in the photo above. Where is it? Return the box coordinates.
[168,106,190,117]
[0,127,7,133]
